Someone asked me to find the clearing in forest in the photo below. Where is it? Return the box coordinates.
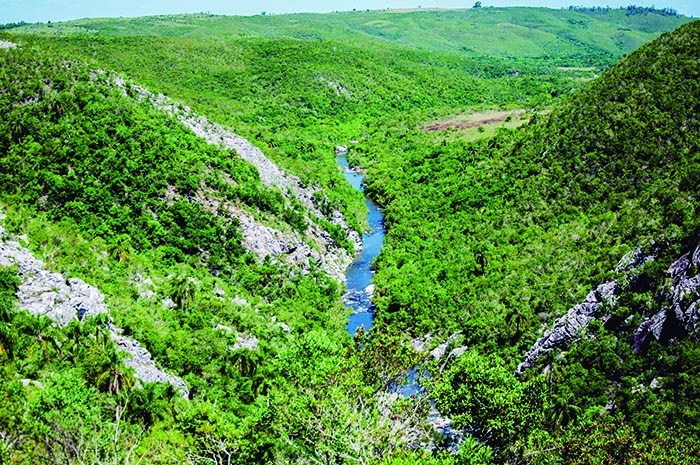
[421,108,537,140]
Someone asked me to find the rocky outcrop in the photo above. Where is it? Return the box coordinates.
[0,41,17,49]
[518,242,700,375]
[633,243,700,351]
[111,75,361,282]
[0,230,108,326]
[517,281,619,375]
[0,222,188,397]
[111,331,189,396]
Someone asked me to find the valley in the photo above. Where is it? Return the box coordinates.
[0,5,699,464]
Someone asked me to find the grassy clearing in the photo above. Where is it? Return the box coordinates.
[420,108,542,141]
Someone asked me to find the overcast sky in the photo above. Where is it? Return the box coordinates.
[2,0,697,24]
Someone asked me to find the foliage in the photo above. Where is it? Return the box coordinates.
[0,8,698,465]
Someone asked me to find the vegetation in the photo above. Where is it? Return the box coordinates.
[0,6,698,464]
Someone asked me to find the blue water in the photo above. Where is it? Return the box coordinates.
[338,155,386,336]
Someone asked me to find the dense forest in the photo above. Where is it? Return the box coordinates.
[0,6,699,464]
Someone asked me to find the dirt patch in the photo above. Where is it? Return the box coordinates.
[421,109,526,132]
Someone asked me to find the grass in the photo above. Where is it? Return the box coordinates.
[420,108,531,141]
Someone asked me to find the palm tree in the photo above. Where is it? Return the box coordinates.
[95,348,135,395]
[169,268,198,311]
[33,316,63,364]
[0,320,16,361]
[0,266,20,360]
[505,308,531,340]
[545,393,581,433]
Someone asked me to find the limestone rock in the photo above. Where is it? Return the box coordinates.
[520,242,700,375]
[111,332,189,397]
[430,333,462,360]
[633,243,700,350]
[110,76,359,283]
[517,281,619,375]
[0,224,188,397]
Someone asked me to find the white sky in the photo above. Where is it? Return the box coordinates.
[1,0,697,24]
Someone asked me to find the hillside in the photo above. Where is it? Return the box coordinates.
[363,19,700,463]
[12,7,691,64]
[0,6,698,465]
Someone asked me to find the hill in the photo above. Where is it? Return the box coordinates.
[362,19,700,463]
[12,7,691,65]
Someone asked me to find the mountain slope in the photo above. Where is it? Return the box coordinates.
[355,19,700,462]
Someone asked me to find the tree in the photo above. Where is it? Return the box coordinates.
[0,266,19,360]
[473,1,482,8]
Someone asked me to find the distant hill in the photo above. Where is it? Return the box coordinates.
[11,7,692,66]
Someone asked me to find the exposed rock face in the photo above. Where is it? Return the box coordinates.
[111,331,189,396]
[110,75,361,282]
[518,242,700,375]
[0,223,188,397]
[0,41,18,49]
[0,236,107,326]
[518,281,619,375]
[633,244,700,351]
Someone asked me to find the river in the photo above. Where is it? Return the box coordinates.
[338,154,465,451]
[337,155,385,336]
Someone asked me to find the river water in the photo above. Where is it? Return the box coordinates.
[337,155,385,336]
[338,155,464,451]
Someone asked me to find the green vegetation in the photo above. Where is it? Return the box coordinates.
[0,6,698,464]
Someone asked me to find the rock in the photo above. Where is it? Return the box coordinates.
[517,242,700,374]
[214,324,234,333]
[518,281,620,375]
[130,274,156,301]
[411,334,432,352]
[633,319,654,353]
[632,243,700,351]
[668,251,691,280]
[430,333,461,360]
[0,41,17,49]
[20,379,44,388]
[111,332,189,398]
[278,322,291,332]
[0,224,188,397]
[520,241,700,370]
[232,335,258,351]
[448,346,469,359]
[334,145,349,155]
[616,245,659,273]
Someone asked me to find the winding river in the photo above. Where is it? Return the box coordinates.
[337,155,385,336]
[338,155,464,451]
